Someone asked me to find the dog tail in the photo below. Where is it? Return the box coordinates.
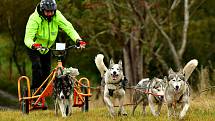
[95,54,108,77]
[183,59,198,81]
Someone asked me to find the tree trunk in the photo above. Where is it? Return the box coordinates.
[124,26,143,86]
[9,57,12,81]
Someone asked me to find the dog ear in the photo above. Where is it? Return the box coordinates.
[150,77,157,87]
[110,58,114,65]
[168,68,174,74]
[178,68,186,77]
[178,68,184,74]
[163,76,168,82]
[168,68,175,80]
[178,68,186,81]
[118,60,122,67]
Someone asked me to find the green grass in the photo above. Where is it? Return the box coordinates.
[1,95,215,121]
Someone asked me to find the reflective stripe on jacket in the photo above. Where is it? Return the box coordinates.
[24,8,81,54]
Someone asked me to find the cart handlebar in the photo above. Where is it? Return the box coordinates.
[37,44,82,59]
[36,45,78,51]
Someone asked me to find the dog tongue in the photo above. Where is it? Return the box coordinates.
[175,89,180,93]
[112,76,117,80]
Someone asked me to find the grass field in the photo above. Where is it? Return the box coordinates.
[1,95,215,121]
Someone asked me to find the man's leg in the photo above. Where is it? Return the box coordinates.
[39,51,51,109]
[40,51,51,88]
[27,49,43,90]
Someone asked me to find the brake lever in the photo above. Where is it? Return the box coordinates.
[36,47,49,51]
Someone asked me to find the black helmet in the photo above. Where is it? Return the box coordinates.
[40,0,57,11]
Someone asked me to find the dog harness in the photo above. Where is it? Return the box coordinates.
[135,78,164,97]
[172,83,190,109]
[54,68,74,99]
[54,76,73,99]
[107,76,128,96]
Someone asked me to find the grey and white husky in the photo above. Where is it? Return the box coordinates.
[165,59,198,119]
[54,67,79,117]
[95,54,128,117]
[132,77,166,116]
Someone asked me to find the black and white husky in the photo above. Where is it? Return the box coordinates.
[165,59,198,119]
[54,67,79,117]
[132,77,166,116]
[95,54,128,117]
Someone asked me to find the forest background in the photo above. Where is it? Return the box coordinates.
[0,0,214,108]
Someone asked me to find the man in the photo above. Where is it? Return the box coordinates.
[24,0,85,95]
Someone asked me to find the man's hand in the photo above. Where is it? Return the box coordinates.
[76,39,86,49]
[32,43,42,50]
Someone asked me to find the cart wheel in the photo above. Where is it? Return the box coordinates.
[81,87,89,112]
[21,88,29,114]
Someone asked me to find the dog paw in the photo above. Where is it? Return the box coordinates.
[118,111,127,116]
[122,113,128,116]
[118,111,121,116]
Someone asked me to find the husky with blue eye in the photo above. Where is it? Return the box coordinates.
[54,67,79,117]
[165,59,198,120]
[95,54,128,117]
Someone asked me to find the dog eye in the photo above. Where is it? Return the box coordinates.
[180,77,185,80]
[179,79,184,82]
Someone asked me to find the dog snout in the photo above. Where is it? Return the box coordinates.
[175,85,179,90]
[113,71,116,75]
[160,95,164,99]
[60,95,65,99]
[60,91,65,99]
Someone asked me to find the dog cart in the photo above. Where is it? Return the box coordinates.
[17,43,92,115]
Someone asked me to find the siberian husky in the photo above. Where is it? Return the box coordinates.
[95,54,128,117]
[132,77,166,116]
[54,67,79,117]
[165,59,198,119]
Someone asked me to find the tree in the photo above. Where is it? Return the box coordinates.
[71,0,207,86]
[0,0,37,78]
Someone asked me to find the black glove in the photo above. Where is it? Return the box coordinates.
[76,39,81,47]
[76,39,86,48]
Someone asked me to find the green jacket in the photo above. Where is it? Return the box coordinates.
[24,7,81,54]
